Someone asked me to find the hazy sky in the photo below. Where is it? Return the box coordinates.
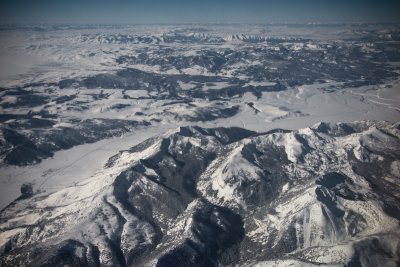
[1,0,399,24]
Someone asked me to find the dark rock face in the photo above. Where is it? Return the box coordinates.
[20,183,33,198]
[154,200,245,267]
[1,122,399,266]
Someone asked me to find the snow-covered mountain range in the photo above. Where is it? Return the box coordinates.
[0,24,399,266]
[1,121,399,266]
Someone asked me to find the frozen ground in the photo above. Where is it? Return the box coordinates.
[226,81,400,131]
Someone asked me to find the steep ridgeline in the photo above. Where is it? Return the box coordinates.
[0,121,399,266]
